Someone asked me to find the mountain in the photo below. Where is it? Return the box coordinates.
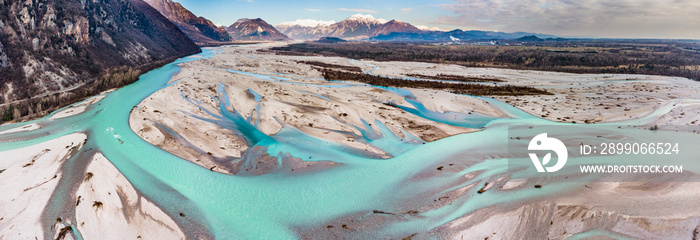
[0,0,200,119]
[322,14,385,39]
[276,14,421,40]
[372,20,421,36]
[516,35,545,42]
[371,29,558,42]
[277,14,558,42]
[316,37,347,43]
[143,0,231,44]
[274,19,335,40]
[276,23,330,40]
[226,18,290,41]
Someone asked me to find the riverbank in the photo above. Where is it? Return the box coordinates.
[0,50,201,125]
[0,133,185,239]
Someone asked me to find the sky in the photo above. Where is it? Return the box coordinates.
[173,0,700,39]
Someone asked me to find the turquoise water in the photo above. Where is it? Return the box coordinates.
[1,46,699,239]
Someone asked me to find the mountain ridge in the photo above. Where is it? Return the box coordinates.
[276,14,395,40]
[226,18,290,41]
[143,0,232,44]
[371,29,558,42]
[275,14,558,41]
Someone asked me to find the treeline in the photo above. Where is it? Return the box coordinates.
[318,68,551,96]
[405,73,503,82]
[270,41,700,81]
[297,61,362,72]
[0,64,149,122]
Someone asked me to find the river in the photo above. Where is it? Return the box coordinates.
[1,46,700,239]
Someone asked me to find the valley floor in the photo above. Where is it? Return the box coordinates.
[2,43,700,239]
[126,44,700,238]
[131,43,700,169]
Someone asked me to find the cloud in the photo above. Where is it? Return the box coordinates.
[337,8,378,13]
[434,0,700,39]
[277,19,336,27]
[416,25,444,31]
[401,8,412,14]
[305,8,321,12]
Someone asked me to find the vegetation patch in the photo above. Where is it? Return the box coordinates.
[297,60,362,72]
[83,172,94,182]
[270,40,700,81]
[56,226,73,240]
[405,73,503,82]
[318,68,551,96]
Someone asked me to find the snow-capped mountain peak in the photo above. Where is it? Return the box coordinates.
[345,14,388,24]
[416,25,444,31]
[234,18,250,24]
[276,14,418,40]
[277,19,337,27]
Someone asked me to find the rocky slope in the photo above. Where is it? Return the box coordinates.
[0,0,200,121]
[226,18,290,41]
[144,0,232,44]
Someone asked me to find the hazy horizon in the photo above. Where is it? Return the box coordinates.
[171,0,700,40]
